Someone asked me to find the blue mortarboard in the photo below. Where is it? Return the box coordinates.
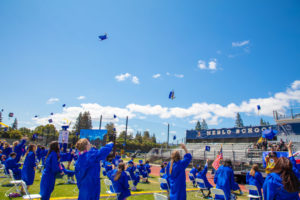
[113,114,117,119]
[62,104,66,107]
[34,115,38,118]
[98,33,107,41]
[257,105,261,110]
[76,132,79,136]
[50,112,54,115]
[173,135,176,140]
[139,160,143,164]
[4,128,8,132]
[205,146,210,152]
[113,128,116,132]
[48,119,53,123]
[8,112,14,117]
[128,160,133,164]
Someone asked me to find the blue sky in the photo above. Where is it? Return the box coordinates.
[0,0,300,143]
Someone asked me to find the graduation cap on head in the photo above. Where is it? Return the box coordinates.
[139,160,143,164]
[98,33,108,41]
[48,119,53,123]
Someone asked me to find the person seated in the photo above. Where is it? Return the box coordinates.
[263,157,300,200]
[189,165,198,187]
[196,159,212,197]
[108,163,131,200]
[60,162,76,184]
[137,160,148,182]
[160,162,167,177]
[246,164,264,200]
[103,156,113,176]
[126,160,140,191]
[145,160,151,175]
[214,159,236,200]
[4,152,22,179]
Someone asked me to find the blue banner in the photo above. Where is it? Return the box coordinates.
[186,125,276,140]
[80,129,108,141]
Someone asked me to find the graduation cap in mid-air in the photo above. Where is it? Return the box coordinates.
[113,114,117,119]
[173,135,176,140]
[50,112,54,115]
[34,115,38,118]
[48,119,53,123]
[169,90,175,100]
[62,104,66,107]
[205,146,211,152]
[257,105,261,111]
[8,113,14,118]
[1,109,4,112]
[98,33,108,41]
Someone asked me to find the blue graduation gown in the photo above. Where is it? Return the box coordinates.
[160,167,166,177]
[189,167,198,184]
[3,147,12,159]
[160,174,169,190]
[14,139,26,163]
[40,151,61,200]
[108,169,131,200]
[137,164,148,178]
[289,156,300,181]
[21,152,36,185]
[4,157,21,179]
[145,163,151,174]
[196,165,212,189]
[126,165,140,186]
[166,153,192,200]
[104,161,113,176]
[246,171,264,200]
[214,165,235,200]
[36,147,42,162]
[41,149,48,166]
[263,172,300,200]
[75,143,113,200]
[112,155,121,166]
[61,163,75,177]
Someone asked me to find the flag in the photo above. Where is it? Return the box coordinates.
[212,146,223,170]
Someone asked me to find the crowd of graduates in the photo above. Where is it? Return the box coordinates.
[0,137,300,200]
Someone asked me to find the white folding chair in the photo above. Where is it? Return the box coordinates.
[0,165,10,185]
[5,169,22,197]
[245,185,261,199]
[20,181,41,200]
[211,188,227,200]
[195,178,210,198]
[154,193,168,200]
[158,178,169,192]
[104,179,120,200]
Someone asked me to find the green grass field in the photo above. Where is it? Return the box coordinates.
[0,162,249,200]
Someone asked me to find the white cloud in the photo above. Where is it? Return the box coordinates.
[198,59,217,71]
[152,74,161,79]
[132,76,140,84]
[232,40,250,47]
[115,73,131,82]
[34,80,300,127]
[77,96,86,100]
[174,74,184,78]
[291,80,300,90]
[46,98,59,104]
[115,73,139,84]
[166,72,171,76]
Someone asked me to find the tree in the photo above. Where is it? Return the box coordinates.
[235,112,244,128]
[195,120,201,131]
[202,119,208,130]
[105,122,116,142]
[151,134,157,143]
[19,127,31,136]
[118,131,126,140]
[135,131,142,143]
[73,111,92,134]
[260,118,270,126]
[12,118,18,130]
[142,131,150,142]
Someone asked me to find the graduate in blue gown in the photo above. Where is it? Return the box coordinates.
[246,164,264,200]
[40,146,48,166]
[103,156,114,176]
[126,160,140,190]
[112,153,121,167]
[287,141,300,180]
[60,162,76,184]
[196,159,213,193]
[160,162,167,177]
[21,144,36,191]
[263,157,300,200]
[13,138,27,163]
[145,160,151,174]
[2,142,12,159]
[189,165,198,187]
[40,141,63,200]
[36,145,42,163]
[75,139,113,200]
[137,160,148,182]
[214,160,235,200]
[108,163,131,200]
[166,144,192,200]
[4,152,21,179]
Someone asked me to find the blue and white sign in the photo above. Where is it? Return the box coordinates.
[80,129,108,141]
[186,125,276,140]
